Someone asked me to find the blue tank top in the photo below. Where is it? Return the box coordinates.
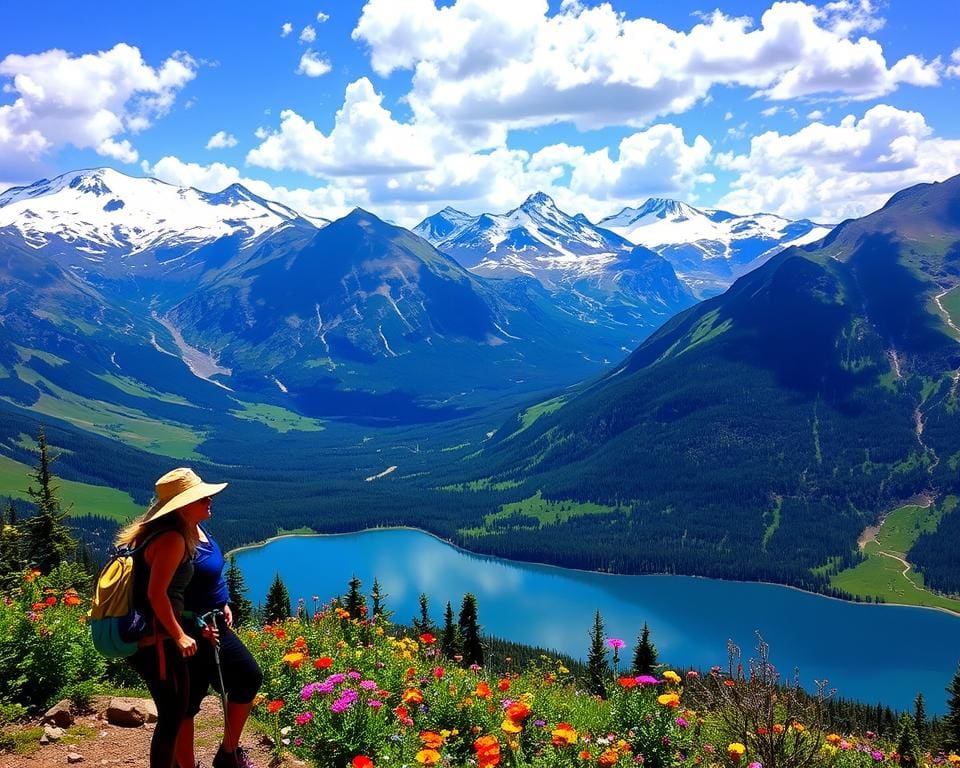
[184,526,229,613]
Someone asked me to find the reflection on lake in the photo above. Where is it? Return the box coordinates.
[232,528,960,714]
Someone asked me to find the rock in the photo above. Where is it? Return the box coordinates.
[67,753,84,763]
[43,699,75,728]
[43,725,65,742]
[105,697,158,727]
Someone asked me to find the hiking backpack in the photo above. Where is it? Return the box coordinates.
[88,532,160,657]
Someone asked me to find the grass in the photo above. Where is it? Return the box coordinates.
[830,499,960,613]
[440,477,523,492]
[93,372,192,405]
[228,400,325,433]
[8,364,204,459]
[460,490,620,536]
[761,497,782,551]
[0,454,141,521]
[937,284,960,334]
[0,725,43,756]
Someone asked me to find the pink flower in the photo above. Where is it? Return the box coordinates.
[607,638,625,650]
[295,711,313,726]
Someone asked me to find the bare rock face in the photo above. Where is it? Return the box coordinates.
[105,697,158,727]
[43,699,75,728]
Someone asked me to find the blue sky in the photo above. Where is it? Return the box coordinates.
[2,0,959,225]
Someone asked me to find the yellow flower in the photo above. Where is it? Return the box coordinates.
[501,718,523,734]
[415,749,441,765]
[663,670,681,684]
[558,665,569,674]
[728,743,746,761]
[947,755,960,764]
[282,651,306,668]
[657,693,680,708]
[826,734,842,745]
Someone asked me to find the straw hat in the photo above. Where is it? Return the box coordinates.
[144,468,228,522]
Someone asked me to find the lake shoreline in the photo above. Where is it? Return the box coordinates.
[226,524,960,619]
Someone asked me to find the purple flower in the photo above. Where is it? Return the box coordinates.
[676,717,689,728]
[368,699,383,710]
[316,681,336,695]
[534,720,546,727]
[635,675,660,685]
[360,679,378,690]
[327,673,346,685]
[348,671,361,680]
[607,638,626,650]
[872,751,884,761]
[331,689,358,714]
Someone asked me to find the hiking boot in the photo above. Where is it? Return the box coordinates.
[213,745,256,768]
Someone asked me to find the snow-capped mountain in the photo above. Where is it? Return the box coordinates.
[0,168,325,280]
[599,198,830,296]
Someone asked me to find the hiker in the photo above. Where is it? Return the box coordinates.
[116,467,227,768]
[176,487,262,768]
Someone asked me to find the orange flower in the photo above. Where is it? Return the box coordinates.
[826,734,842,745]
[501,718,522,734]
[415,749,441,765]
[724,680,736,688]
[498,678,511,691]
[552,722,578,747]
[402,688,424,705]
[315,656,333,669]
[335,607,350,619]
[505,701,531,722]
[791,722,806,733]
[63,593,82,607]
[282,651,306,668]
[352,757,374,768]
[25,569,41,582]
[579,749,592,761]
[420,731,444,749]
[474,735,501,768]
[266,699,284,714]
[657,693,680,708]
[476,681,492,698]
[599,748,620,766]
[618,676,638,689]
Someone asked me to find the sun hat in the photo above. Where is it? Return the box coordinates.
[143,467,228,522]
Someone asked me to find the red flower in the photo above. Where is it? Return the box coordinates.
[419,632,436,645]
[266,699,284,714]
[45,595,57,606]
[497,678,510,692]
[352,757,374,768]
[475,681,492,698]
[618,676,638,689]
[315,656,333,669]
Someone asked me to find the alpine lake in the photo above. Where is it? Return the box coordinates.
[232,527,960,714]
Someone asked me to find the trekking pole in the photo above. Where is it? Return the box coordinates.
[200,609,234,750]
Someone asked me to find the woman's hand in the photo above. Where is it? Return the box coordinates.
[177,633,198,657]
[223,603,233,628]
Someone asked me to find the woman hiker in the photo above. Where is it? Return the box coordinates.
[116,467,226,768]
[175,471,262,768]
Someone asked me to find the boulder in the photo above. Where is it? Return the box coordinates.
[105,697,158,727]
[67,753,85,763]
[43,699,75,728]
[40,725,64,744]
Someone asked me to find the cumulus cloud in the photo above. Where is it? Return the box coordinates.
[281,22,293,37]
[947,48,960,78]
[716,104,960,220]
[317,11,330,23]
[300,25,317,43]
[206,130,238,150]
[247,77,436,176]
[351,0,940,136]
[0,44,196,177]
[297,50,332,77]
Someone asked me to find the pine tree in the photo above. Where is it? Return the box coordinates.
[370,578,391,621]
[587,610,608,698]
[345,574,366,620]
[897,712,922,766]
[264,572,291,623]
[944,663,960,751]
[0,499,23,591]
[458,593,483,667]
[413,592,434,635]
[225,556,254,627]
[441,600,462,660]
[632,623,658,675]
[22,428,76,574]
[914,692,927,744]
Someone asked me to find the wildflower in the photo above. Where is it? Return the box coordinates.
[352,757,374,768]
[432,666,444,679]
[506,701,531,722]
[64,593,82,607]
[420,632,436,645]
[313,655,332,669]
[791,722,806,733]
[676,717,689,728]
[415,749,441,765]
[724,680,736,688]
[662,670,681,684]
[599,748,619,766]
[607,638,625,650]
[360,679,378,690]
[657,693,680,708]
[826,735,842,746]
[327,673,346,685]
[728,743,746,761]
[295,711,313,726]
[476,681,493,698]
[757,728,768,736]
[553,723,578,747]
[267,699,284,714]
[498,678,511,692]
[748,762,762,768]
[367,700,383,710]
[872,751,885,761]
[949,756,960,765]
[331,689,359,714]
[336,607,350,619]
[635,675,660,685]
[501,718,522,734]
[618,677,638,689]
[402,688,424,705]
[420,731,444,749]
[687,670,700,678]
[579,749,592,761]
[558,665,569,674]
[283,651,306,668]
[474,735,501,768]
[772,724,784,734]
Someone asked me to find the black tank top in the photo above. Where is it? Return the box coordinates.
[133,530,194,620]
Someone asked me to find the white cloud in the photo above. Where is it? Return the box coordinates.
[281,22,293,37]
[807,109,825,120]
[297,50,332,77]
[351,0,940,137]
[0,44,196,177]
[717,104,960,220]
[300,25,317,44]
[247,77,436,176]
[317,11,330,23]
[947,48,960,78]
[206,130,238,150]
[761,106,780,118]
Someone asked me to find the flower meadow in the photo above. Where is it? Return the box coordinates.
[240,602,957,768]
[1,569,959,768]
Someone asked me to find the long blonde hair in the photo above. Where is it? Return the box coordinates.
[116,504,199,559]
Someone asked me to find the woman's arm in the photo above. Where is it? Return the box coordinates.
[145,531,197,657]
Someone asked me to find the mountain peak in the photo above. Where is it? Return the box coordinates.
[522,191,557,209]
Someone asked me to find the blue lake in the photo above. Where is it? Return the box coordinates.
[232,528,960,714]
